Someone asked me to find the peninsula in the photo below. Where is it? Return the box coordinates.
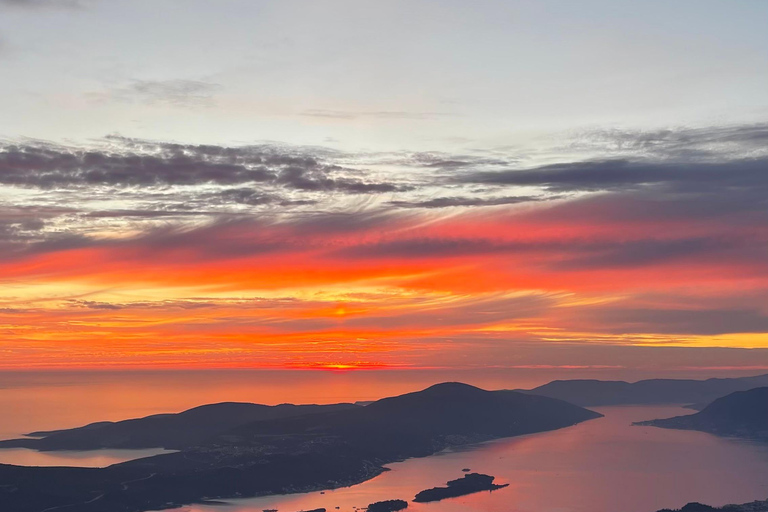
[0,382,600,512]
[637,387,768,441]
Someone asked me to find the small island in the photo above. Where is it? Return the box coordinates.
[366,499,408,512]
[413,473,508,503]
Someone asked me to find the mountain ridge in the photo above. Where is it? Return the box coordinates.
[1,402,361,451]
[521,373,768,406]
[637,387,768,440]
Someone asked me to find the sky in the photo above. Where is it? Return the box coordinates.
[1,0,768,372]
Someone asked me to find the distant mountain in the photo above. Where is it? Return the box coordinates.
[656,499,768,512]
[0,382,601,512]
[522,374,768,406]
[0,402,360,451]
[638,387,768,440]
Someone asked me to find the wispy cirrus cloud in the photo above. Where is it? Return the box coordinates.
[389,195,551,209]
[459,158,768,194]
[570,123,768,160]
[301,109,459,121]
[0,0,85,9]
[0,139,405,192]
[2,122,768,368]
[90,79,224,108]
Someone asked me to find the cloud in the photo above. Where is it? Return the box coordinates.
[0,0,84,8]
[4,123,766,234]
[4,123,768,369]
[92,80,223,108]
[339,237,509,259]
[336,234,764,272]
[67,299,223,311]
[214,188,281,206]
[573,123,768,160]
[389,195,547,209]
[553,237,765,270]
[343,293,557,330]
[0,139,404,194]
[404,152,513,169]
[0,142,270,187]
[0,217,45,241]
[459,157,768,194]
[2,123,768,294]
[275,164,408,193]
[1,211,407,263]
[301,109,458,121]
[84,209,213,218]
[0,206,76,254]
[571,305,768,336]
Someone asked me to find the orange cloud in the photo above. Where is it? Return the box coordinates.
[2,194,768,369]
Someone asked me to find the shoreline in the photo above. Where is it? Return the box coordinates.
[149,418,604,512]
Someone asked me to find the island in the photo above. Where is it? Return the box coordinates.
[413,473,508,503]
[366,499,408,512]
[637,387,768,441]
[0,382,600,512]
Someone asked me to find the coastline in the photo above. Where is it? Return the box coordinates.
[150,418,601,512]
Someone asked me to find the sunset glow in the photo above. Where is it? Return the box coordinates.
[1,1,768,374]
[2,143,768,370]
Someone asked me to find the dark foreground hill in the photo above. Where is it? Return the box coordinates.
[0,382,600,512]
[522,374,768,406]
[214,382,603,461]
[0,402,360,451]
[637,387,768,440]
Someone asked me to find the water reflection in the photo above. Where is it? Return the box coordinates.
[0,447,176,467]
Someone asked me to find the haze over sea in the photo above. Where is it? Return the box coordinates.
[2,367,764,442]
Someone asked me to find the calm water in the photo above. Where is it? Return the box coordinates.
[173,406,768,512]
[0,447,176,468]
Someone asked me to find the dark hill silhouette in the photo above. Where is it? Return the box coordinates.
[0,402,360,451]
[0,382,601,512]
[522,374,768,406]
[213,382,603,460]
[638,387,768,440]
